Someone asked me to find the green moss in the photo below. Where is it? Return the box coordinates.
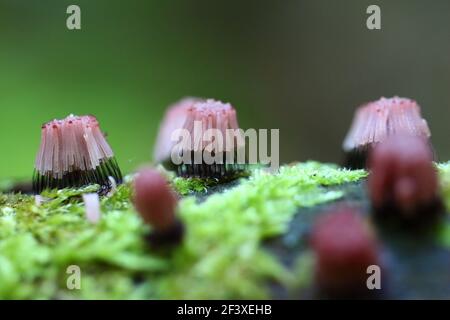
[0,162,366,299]
[437,162,450,211]
[172,177,221,195]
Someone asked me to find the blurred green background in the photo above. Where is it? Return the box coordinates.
[1,0,449,179]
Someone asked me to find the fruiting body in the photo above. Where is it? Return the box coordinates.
[343,97,432,168]
[133,168,177,231]
[83,193,101,224]
[154,97,203,165]
[154,98,246,179]
[368,135,443,223]
[133,167,183,246]
[33,115,122,194]
[311,207,380,297]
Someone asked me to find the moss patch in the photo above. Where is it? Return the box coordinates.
[437,162,450,211]
[0,162,366,299]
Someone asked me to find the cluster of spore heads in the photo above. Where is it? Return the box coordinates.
[154,98,247,180]
[33,115,122,195]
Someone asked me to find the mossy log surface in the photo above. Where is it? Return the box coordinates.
[267,180,450,299]
[0,162,449,299]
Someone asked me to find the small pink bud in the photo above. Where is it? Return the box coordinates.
[311,207,380,296]
[83,193,101,224]
[368,135,442,222]
[133,167,178,232]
